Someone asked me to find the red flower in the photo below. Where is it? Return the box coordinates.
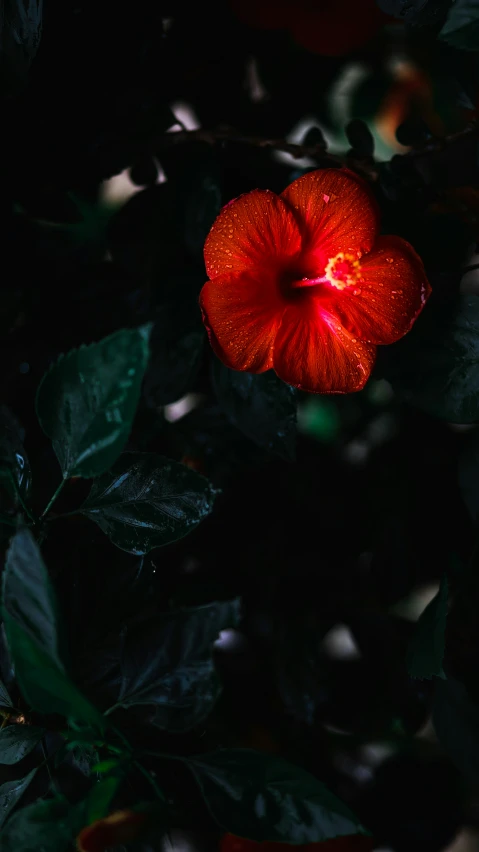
[229,0,387,57]
[220,833,375,852]
[76,810,146,852]
[200,169,430,394]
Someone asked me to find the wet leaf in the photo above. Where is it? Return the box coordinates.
[212,361,297,460]
[0,725,45,765]
[0,678,14,709]
[35,325,151,479]
[80,452,218,554]
[0,795,85,852]
[0,0,43,95]
[111,599,241,730]
[186,749,366,842]
[407,575,448,679]
[0,406,32,507]
[2,528,103,729]
[0,769,37,830]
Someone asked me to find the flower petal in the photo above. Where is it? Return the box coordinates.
[204,190,302,279]
[324,235,431,345]
[281,169,379,270]
[273,298,375,393]
[200,270,285,372]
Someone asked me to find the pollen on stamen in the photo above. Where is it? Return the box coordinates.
[325,252,362,291]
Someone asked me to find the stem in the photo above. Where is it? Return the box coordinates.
[13,485,37,524]
[40,480,67,520]
[134,759,165,800]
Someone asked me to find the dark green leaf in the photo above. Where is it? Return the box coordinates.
[0,677,14,709]
[0,769,37,830]
[212,361,297,460]
[35,325,151,479]
[440,0,479,49]
[0,406,32,507]
[186,749,366,843]
[111,599,241,730]
[2,528,103,729]
[80,452,218,554]
[383,296,479,422]
[459,427,479,519]
[87,775,122,823]
[407,575,448,679]
[0,725,45,765]
[377,0,451,27]
[0,795,86,852]
[433,676,479,783]
[144,305,204,407]
[184,162,222,259]
[0,0,43,95]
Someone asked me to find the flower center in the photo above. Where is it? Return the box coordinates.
[324,252,361,290]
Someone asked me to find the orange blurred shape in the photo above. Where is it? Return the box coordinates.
[181,454,205,474]
[229,0,387,57]
[374,61,442,151]
[77,810,147,852]
[220,833,375,852]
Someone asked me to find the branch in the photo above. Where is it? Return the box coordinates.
[155,121,479,182]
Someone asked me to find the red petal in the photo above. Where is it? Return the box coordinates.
[281,170,379,273]
[204,190,302,280]
[324,236,431,345]
[77,811,146,852]
[200,270,285,372]
[273,298,375,393]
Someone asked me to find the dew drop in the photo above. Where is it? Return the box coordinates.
[352,288,362,296]
[386,257,393,263]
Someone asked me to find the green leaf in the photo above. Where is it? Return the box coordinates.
[0,406,32,507]
[0,0,43,96]
[87,775,121,823]
[0,769,37,830]
[186,749,366,843]
[407,575,448,679]
[111,599,241,730]
[384,295,479,423]
[377,0,451,27]
[440,0,479,49]
[0,677,14,709]
[80,452,218,554]
[0,795,86,852]
[35,325,151,479]
[433,676,479,784]
[183,161,222,259]
[0,725,45,765]
[144,305,204,407]
[459,427,479,520]
[212,361,297,460]
[2,528,103,729]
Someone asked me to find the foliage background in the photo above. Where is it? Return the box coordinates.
[3,0,479,850]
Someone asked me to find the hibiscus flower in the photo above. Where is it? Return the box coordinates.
[200,169,430,394]
[77,810,146,852]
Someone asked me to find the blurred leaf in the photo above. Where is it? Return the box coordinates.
[36,325,151,479]
[440,0,479,49]
[0,678,14,709]
[0,0,43,95]
[186,749,366,842]
[144,304,204,407]
[0,725,44,765]
[0,769,37,830]
[87,775,122,824]
[184,161,222,260]
[2,528,103,729]
[433,676,479,783]
[407,575,448,679]
[383,296,479,422]
[0,795,85,852]
[377,0,452,27]
[80,452,218,555]
[345,119,374,157]
[0,406,32,508]
[110,599,241,730]
[212,361,297,460]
